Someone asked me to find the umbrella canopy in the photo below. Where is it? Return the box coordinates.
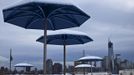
[36,29,93,75]
[78,56,103,61]
[75,64,94,68]
[14,63,34,67]
[3,1,90,30]
[75,64,94,75]
[37,29,93,45]
[77,56,102,75]
[3,1,90,74]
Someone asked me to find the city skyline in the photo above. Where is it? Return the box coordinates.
[0,0,134,69]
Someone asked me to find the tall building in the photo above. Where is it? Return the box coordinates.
[53,63,62,74]
[108,39,114,73]
[46,59,53,74]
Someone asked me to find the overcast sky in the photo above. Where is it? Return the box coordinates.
[0,0,134,69]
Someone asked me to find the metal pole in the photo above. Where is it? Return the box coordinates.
[91,62,93,75]
[10,61,11,73]
[9,49,12,74]
[63,44,66,75]
[43,19,47,75]
[83,68,85,75]
[38,5,47,75]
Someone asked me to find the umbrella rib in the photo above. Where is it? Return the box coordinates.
[49,13,88,26]
[75,35,85,44]
[5,11,42,22]
[3,7,21,21]
[25,16,40,28]
[25,18,42,28]
[20,10,42,18]
[47,37,65,45]
[50,11,80,25]
[48,13,82,18]
[47,38,59,44]
[48,8,82,25]
[16,5,43,18]
[37,5,46,18]
[47,35,65,45]
[48,5,84,17]
[47,19,55,30]
[63,15,79,25]
[5,5,43,19]
[48,6,67,17]
[5,15,31,22]
[6,4,44,19]
[52,16,79,26]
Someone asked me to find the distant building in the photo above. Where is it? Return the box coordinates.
[46,59,53,74]
[120,59,134,70]
[14,63,34,72]
[67,65,74,74]
[119,69,134,75]
[101,56,109,71]
[74,61,83,66]
[53,63,62,74]
[108,39,114,73]
[101,39,134,74]
[114,57,121,73]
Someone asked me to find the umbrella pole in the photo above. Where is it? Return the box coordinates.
[63,44,66,75]
[84,68,85,75]
[43,19,47,75]
[9,49,12,74]
[38,5,47,75]
[91,62,93,75]
[9,60,11,74]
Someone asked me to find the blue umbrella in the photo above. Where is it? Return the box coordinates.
[2,1,90,74]
[36,29,93,75]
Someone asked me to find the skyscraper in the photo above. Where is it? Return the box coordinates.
[108,39,114,73]
[46,59,53,74]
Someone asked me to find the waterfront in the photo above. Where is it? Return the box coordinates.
[2,69,134,75]
[2,74,118,75]
[1,74,119,75]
